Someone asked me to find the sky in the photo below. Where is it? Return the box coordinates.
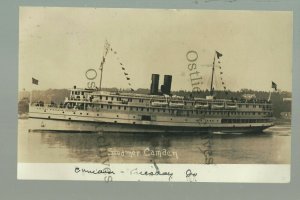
[19,7,292,92]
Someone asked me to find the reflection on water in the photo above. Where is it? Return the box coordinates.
[18,119,291,164]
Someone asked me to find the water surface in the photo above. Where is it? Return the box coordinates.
[18,119,291,164]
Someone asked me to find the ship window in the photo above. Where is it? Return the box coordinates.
[124,107,126,110]
[128,98,132,102]
[114,121,117,123]
[141,115,151,121]
[111,97,114,100]
[118,106,121,109]
[106,96,108,100]
[141,108,144,111]
[158,109,160,112]
[80,113,82,115]
[136,107,138,111]
[147,108,149,112]
[87,113,89,115]
[100,96,102,100]
[97,114,99,116]
[110,105,112,109]
[163,109,165,112]
[246,105,249,108]
[130,107,133,111]
[101,105,103,108]
[81,91,84,95]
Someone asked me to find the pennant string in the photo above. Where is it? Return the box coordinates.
[107,44,134,92]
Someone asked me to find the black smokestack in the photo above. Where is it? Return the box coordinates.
[150,74,159,95]
[161,75,172,95]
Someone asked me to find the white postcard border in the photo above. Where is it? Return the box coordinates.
[17,163,290,183]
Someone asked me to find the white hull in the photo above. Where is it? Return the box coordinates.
[28,117,273,134]
[28,106,274,133]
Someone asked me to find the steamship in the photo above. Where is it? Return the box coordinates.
[28,50,275,133]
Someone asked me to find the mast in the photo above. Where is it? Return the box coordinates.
[99,63,104,91]
[210,52,216,95]
[99,40,110,91]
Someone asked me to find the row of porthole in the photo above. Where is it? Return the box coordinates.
[60,111,103,117]
[49,116,219,124]
[103,120,138,125]
[206,120,218,122]
[42,108,268,117]
[47,112,217,123]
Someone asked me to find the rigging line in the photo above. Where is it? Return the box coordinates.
[99,40,110,91]
[109,46,135,91]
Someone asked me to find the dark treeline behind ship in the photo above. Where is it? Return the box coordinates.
[18,88,291,120]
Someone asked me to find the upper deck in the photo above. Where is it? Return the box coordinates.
[64,88,273,113]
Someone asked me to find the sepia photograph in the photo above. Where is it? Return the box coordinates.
[18,7,292,182]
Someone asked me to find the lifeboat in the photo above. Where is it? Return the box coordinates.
[226,104,237,109]
[194,104,209,109]
[211,104,224,109]
[169,102,184,108]
[151,101,168,107]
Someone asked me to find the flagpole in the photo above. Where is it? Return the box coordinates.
[268,90,272,102]
[269,81,277,102]
[30,81,34,106]
[210,52,216,96]
[30,78,39,105]
[30,89,32,106]
[99,40,110,91]
[30,84,36,106]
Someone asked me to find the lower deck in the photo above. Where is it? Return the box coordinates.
[29,106,274,133]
